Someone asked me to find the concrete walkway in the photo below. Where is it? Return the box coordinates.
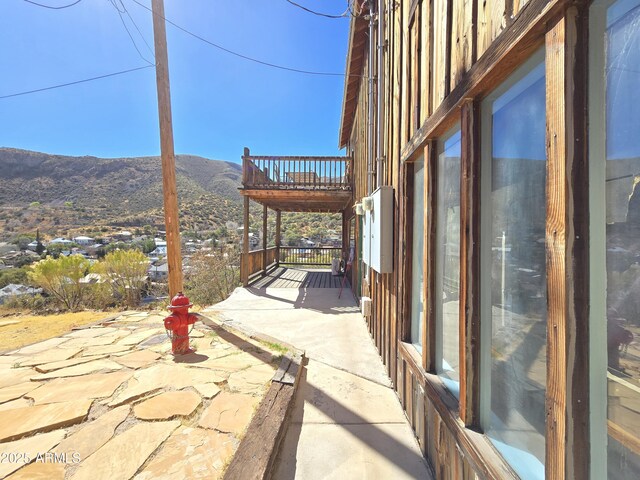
[206,287,433,479]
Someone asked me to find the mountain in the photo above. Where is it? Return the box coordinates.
[0,148,244,239]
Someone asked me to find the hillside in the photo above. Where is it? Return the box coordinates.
[0,148,342,242]
[0,148,243,239]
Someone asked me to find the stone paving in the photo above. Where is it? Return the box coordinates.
[0,311,280,479]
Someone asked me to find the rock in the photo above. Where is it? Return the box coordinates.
[69,421,179,480]
[5,461,65,480]
[80,344,132,357]
[0,381,40,404]
[0,430,66,478]
[117,328,165,346]
[0,369,36,389]
[27,371,132,405]
[16,338,69,355]
[133,391,201,420]
[53,405,130,460]
[65,327,117,339]
[113,350,160,369]
[17,348,83,367]
[30,360,123,381]
[0,398,31,411]
[0,400,92,442]
[198,392,260,436]
[134,427,238,480]
[193,383,221,399]
[227,364,275,394]
[34,355,107,373]
[60,335,119,349]
[109,364,224,406]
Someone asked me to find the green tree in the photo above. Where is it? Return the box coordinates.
[29,255,90,311]
[97,250,149,308]
[0,267,29,288]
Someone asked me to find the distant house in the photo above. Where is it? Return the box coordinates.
[0,284,42,304]
[149,246,167,257]
[114,231,133,242]
[48,238,73,245]
[72,236,94,246]
[148,262,168,281]
[27,241,39,251]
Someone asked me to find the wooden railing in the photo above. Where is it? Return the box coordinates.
[241,247,278,284]
[279,246,342,266]
[242,154,352,190]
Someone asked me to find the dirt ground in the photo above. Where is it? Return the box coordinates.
[0,311,112,352]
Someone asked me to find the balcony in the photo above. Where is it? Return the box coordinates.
[240,148,353,212]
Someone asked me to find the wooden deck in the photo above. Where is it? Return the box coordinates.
[249,267,349,289]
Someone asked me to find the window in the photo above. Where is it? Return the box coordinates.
[436,128,461,397]
[480,50,547,480]
[411,158,425,351]
[590,0,640,477]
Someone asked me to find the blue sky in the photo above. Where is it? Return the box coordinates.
[0,0,351,162]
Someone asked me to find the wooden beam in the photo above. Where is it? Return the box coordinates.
[242,196,249,286]
[151,0,182,297]
[423,141,437,372]
[544,6,590,480]
[262,205,268,276]
[275,210,281,267]
[459,100,481,428]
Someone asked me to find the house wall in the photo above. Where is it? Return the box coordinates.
[343,0,607,478]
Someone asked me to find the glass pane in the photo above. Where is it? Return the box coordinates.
[411,159,425,351]
[436,129,461,397]
[484,56,547,480]
[603,0,640,476]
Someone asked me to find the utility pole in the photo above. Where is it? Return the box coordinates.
[151,0,183,297]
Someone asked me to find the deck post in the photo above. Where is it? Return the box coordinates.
[341,210,349,261]
[275,210,281,266]
[262,204,268,276]
[242,196,249,286]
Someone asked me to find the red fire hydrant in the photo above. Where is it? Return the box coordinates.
[164,292,198,355]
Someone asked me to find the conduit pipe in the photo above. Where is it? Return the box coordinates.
[376,0,385,189]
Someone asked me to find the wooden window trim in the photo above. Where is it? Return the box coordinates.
[459,99,481,428]
[544,5,590,480]
[423,140,437,371]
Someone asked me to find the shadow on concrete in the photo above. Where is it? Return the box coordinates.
[274,369,430,479]
[242,287,359,315]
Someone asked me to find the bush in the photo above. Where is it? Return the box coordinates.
[2,293,52,313]
[29,255,90,311]
[0,268,29,288]
[96,250,149,308]
[185,249,240,306]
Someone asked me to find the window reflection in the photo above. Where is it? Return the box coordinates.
[436,129,461,396]
[482,54,546,480]
[411,159,425,352]
[600,0,640,476]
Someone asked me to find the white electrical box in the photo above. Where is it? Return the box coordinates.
[361,296,372,317]
[363,186,393,273]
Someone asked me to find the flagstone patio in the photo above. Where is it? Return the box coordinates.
[0,311,282,479]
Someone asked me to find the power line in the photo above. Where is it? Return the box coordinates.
[285,0,349,19]
[130,0,356,77]
[0,65,154,100]
[109,0,155,65]
[23,0,83,9]
[120,0,155,58]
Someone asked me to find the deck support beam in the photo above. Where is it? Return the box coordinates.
[262,204,268,276]
[275,210,281,267]
[242,196,250,286]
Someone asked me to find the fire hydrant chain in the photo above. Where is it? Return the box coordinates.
[163,292,199,355]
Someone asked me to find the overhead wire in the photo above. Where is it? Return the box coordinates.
[284,0,349,19]
[109,0,155,65]
[23,0,83,9]
[129,0,359,77]
[119,0,155,58]
[0,65,154,100]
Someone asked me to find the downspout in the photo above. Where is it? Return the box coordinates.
[376,0,385,189]
[367,0,376,196]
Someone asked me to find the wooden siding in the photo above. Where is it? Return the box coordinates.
[344,0,593,478]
